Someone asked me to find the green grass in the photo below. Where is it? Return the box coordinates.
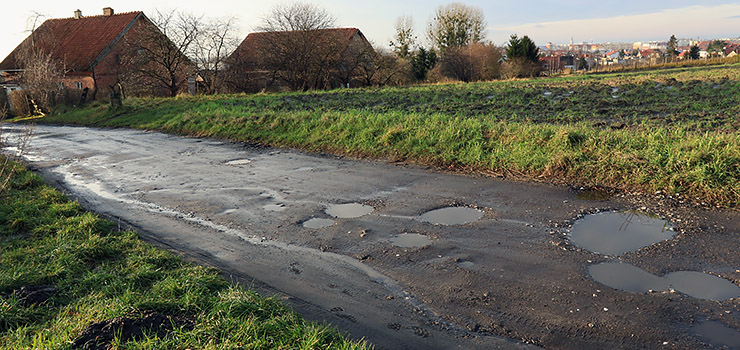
[0,161,369,349]
[43,64,740,206]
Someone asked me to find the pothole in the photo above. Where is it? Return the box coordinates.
[225,159,252,166]
[568,211,674,255]
[302,218,334,229]
[588,262,669,293]
[418,207,483,226]
[589,262,740,300]
[390,233,432,248]
[664,271,740,300]
[263,203,286,212]
[325,203,374,219]
[692,321,740,348]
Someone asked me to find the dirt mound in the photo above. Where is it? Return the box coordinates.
[72,312,193,350]
[11,285,56,306]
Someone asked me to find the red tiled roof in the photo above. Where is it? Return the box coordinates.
[0,11,142,73]
[231,28,361,65]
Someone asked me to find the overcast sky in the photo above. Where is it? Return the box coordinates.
[3,1,740,60]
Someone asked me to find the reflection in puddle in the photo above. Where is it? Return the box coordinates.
[419,207,483,226]
[588,262,669,293]
[325,203,374,219]
[390,233,432,248]
[263,203,286,212]
[693,321,740,348]
[225,159,252,166]
[302,218,334,229]
[664,271,740,300]
[569,211,674,255]
[589,263,740,300]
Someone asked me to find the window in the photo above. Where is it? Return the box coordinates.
[75,82,83,89]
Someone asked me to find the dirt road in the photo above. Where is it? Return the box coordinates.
[5,124,740,349]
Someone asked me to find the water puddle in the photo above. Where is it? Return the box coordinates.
[390,233,432,248]
[588,262,669,293]
[664,271,740,300]
[263,203,286,212]
[225,159,252,166]
[589,262,740,300]
[576,188,610,201]
[418,207,483,226]
[568,211,674,255]
[457,261,475,269]
[325,203,374,219]
[302,218,334,229]
[693,321,740,348]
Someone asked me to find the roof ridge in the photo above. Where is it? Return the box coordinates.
[48,11,143,21]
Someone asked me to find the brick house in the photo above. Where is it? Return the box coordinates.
[227,28,376,92]
[0,7,190,101]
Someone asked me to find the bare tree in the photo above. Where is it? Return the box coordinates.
[253,2,342,91]
[390,15,415,59]
[15,12,65,114]
[441,42,502,82]
[190,17,239,94]
[121,10,198,97]
[427,3,486,52]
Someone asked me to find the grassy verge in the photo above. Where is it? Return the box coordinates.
[0,160,369,349]
[43,64,740,206]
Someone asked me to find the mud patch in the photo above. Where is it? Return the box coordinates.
[575,187,611,201]
[693,321,740,348]
[418,207,483,226]
[664,271,740,300]
[390,233,432,248]
[302,218,335,229]
[72,312,193,350]
[588,262,668,293]
[325,203,374,219]
[569,211,674,255]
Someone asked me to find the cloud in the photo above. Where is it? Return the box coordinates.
[727,14,740,19]
[489,4,740,44]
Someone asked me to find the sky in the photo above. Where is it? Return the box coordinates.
[2,0,740,60]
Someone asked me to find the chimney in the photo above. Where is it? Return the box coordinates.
[74,9,82,19]
[103,7,114,16]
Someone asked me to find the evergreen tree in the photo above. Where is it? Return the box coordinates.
[410,47,438,81]
[689,45,700,60]
[506,34,539,63]
[667,35,678,56]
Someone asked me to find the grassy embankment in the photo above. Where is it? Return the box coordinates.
[0,162,369,349]
[45,64,740,206]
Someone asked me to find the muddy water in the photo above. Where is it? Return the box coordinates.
[325,203,374,219]
[664,271,740,300]
[693,321,740,348]
[418,207,483,226]
[302,218,335,229]
[588,262,669,293]
[569,211,674,255]
[390,233,432,248]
